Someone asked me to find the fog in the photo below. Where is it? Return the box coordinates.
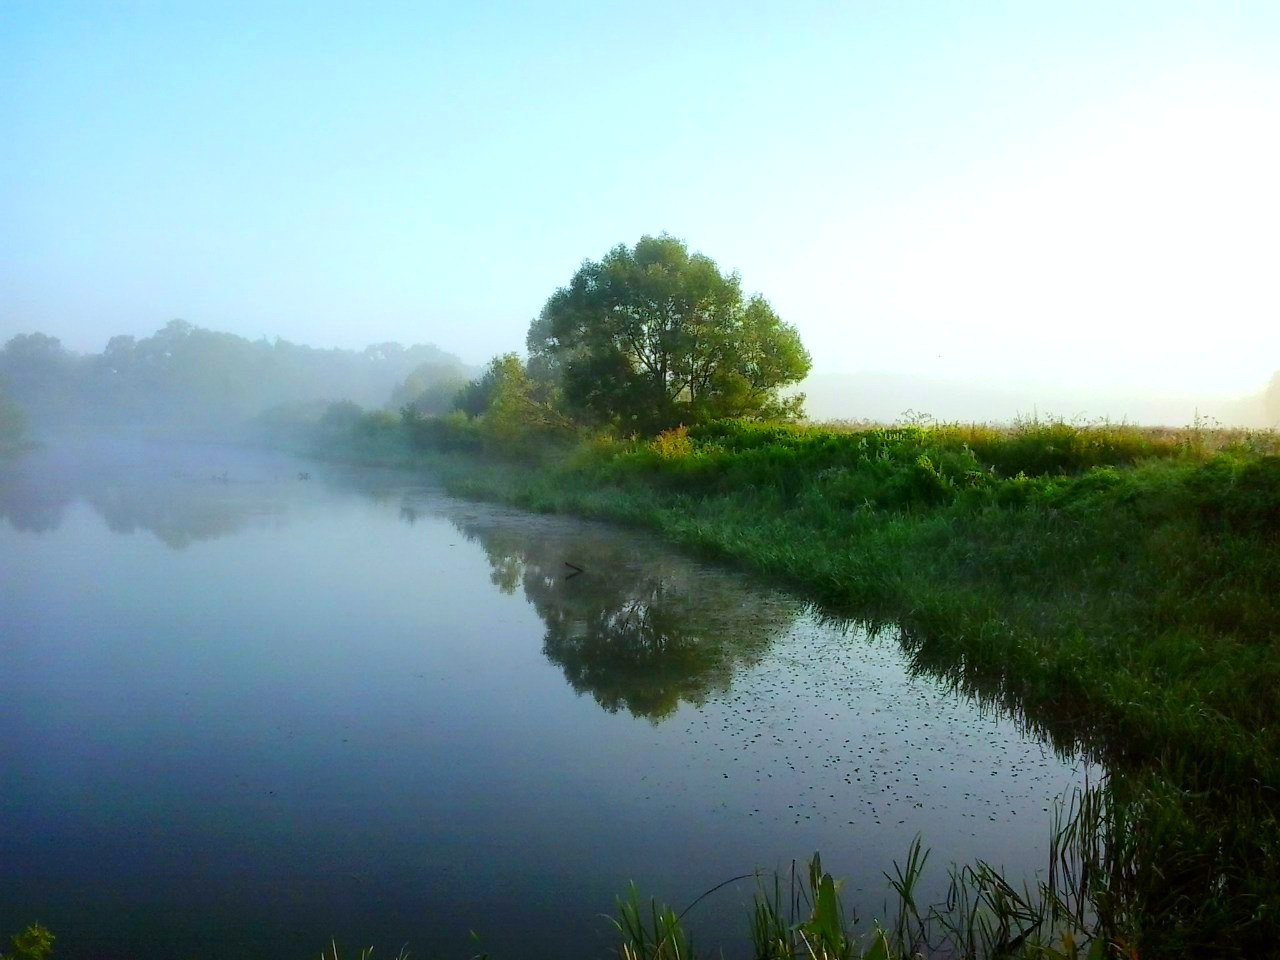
[798,371,1275,428]
[0,321,473,443]
[2,321,1272,442]
[2,3,1278,429]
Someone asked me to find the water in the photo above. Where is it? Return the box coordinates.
[0,443,1093,959]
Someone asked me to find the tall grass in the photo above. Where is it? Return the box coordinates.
[318,943,412,960]
[617,787,1136,960]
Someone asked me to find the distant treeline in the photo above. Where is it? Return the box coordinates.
[0,320,471,438]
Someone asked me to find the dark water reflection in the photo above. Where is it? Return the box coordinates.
[0,443,1094,959]
[454,514,788,721]
[0,442,292,546]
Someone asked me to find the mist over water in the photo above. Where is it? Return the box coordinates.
[1,443,1093,958]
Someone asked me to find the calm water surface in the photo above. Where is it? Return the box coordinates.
[0,443,1093,959]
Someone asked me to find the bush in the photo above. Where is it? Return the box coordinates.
[0,925,54,960]
[1193,455,1280,534]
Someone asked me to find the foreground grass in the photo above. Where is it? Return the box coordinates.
[3,796,1130,959]
[609,802,1128,960]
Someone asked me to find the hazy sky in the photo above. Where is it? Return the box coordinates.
[2,1,1277,397]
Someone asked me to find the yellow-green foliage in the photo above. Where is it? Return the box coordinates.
[649,425,694,460]
[584,418,1280,516]
[0,926,53,960]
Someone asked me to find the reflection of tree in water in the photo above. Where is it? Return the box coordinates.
[450,514,798,722]
[0,447,284,548]
[0,464,71,533]
[87,484,280,549]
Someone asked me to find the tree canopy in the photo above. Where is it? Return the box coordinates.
[389,361,470,416]
[527,235,810,431]
[0,321,467,436]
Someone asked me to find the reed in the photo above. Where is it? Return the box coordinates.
[318,942,411,960]
[620,789,1129,959]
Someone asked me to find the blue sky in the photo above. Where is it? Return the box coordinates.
[2,1,1277,397]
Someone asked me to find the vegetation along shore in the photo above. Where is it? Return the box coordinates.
[246,237,1280,958]
[5,236,1279,957]
[283,403,1280,958]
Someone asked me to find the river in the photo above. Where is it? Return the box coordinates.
[0,442,1093,958]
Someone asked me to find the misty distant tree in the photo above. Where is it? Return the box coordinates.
[0,386,26,453]
[527,235,811,432]
[389,361,470,415]
[1265,372,1280,426]
[318,399,365,432]
[453,354,516,416]
[0,321,466,436]
[0,333,81,421]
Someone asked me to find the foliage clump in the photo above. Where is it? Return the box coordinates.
[0,925,54,960]
[527,235,811,432]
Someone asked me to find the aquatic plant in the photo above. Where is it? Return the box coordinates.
[318,943,411,960]
[620,809,1129,960]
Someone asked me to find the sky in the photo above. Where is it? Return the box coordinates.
[1,1,1278,404]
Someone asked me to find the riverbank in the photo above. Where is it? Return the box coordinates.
[301,412,1280,957]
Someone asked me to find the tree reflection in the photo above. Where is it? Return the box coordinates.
[449,513,798,721]
[0,464,72,533]
[0,446,284,547]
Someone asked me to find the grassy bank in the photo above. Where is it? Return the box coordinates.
[425,420,1280,770]
[302,412,1280,956]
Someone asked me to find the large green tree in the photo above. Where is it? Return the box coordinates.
[528,235,811,431]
